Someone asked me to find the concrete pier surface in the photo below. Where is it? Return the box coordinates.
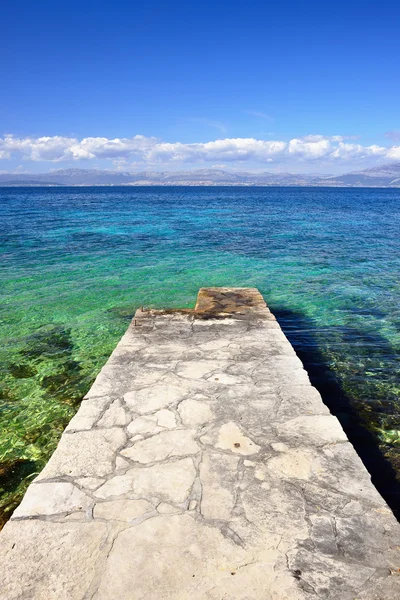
[1,288,400,599]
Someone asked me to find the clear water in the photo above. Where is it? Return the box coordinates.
[1,186,400,523]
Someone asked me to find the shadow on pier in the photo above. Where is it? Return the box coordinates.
[273,307,400,520]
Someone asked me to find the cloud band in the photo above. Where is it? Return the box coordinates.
[0,133,399,164]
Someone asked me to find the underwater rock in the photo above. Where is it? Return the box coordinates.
[8,363,37,379]
[20,325,73,360]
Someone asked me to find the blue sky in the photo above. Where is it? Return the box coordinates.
[1,0,400,174]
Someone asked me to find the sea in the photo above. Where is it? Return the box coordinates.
[1,186,400,524]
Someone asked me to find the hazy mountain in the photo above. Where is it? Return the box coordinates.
[0,168,324,186]
[0,164,400,187]
[325,163,400,187]
[0,179,67,186]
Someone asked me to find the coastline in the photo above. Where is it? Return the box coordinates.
[1,183,400,188]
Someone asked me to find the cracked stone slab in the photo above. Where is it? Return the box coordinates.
[178,397,214,426]
[2,287,400,600]
[94,457,196,503]
[97,399,128,427]
[121,429,200,463]
[286,548,378,598]
[157,502,182,514]
[35,427,127,480]
[276,414,348,446]
[11,482,92,518]
[75,476,105,490]
[93,499,153,522]
[0,520,108,600]
[266,446,319,480]
[126,409,177,437]
[92,514,303,600]
[65,396,111,431]
[201,421,261,455]
[124,378,190,413]
[200,451,239,520]
[154,408,177,428]
[176,359,229,379]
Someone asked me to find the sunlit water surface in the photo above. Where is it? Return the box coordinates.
[1,186,399,522]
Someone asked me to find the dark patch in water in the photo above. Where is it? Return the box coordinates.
[8,362,37,379]
[40,359,89,404]
[20,325,73,359]
[0,459,37,529]
[107,305,137,321]
[346,306,387,319]
[0,386,17,402]
[0,323,96,526]
[0,459,37,489]
[13,326,90,403]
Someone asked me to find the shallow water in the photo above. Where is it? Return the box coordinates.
[1,186,400,522]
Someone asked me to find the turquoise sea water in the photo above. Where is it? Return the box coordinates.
[1,186,400,522]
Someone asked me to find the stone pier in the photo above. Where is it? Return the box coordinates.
[1,288,400,599]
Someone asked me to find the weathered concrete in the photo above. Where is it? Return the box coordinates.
[1,287,400,599]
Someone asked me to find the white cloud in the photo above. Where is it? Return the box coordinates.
[0,133,399,167]
[146,138,287,163]
[0,135,75,161]
[288,138,332,158]
[68,135,158,160]
[387,146,400,160]
[0,134,158,162]
[330,142,387,160]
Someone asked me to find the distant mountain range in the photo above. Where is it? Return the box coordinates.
[1,163,400,187]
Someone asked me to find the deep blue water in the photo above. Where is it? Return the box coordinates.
[1,186,400,520]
